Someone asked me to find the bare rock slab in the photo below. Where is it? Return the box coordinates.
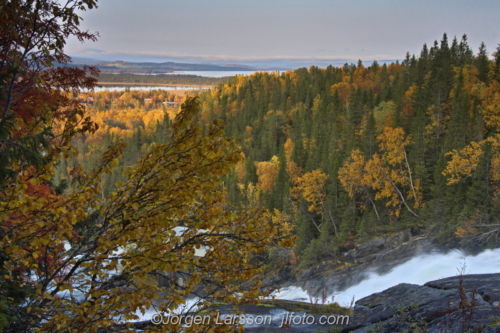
[342,273,500,333]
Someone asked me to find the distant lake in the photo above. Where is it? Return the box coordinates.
[165,70,266,77]
[92,85,210,92]
[91,71,278,91]
[127,70,276,78]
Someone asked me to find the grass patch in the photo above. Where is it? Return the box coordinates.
[489,316,500,326]
[256,303,276,308]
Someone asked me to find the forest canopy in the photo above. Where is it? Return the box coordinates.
[2,1,500,331]
[195,34,500,265]
[67,34,500,271]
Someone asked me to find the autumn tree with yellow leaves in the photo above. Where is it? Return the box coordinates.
[339,127,422,218]
[3,97,292,332]
[255,156,280,193]
[0,1,292,331]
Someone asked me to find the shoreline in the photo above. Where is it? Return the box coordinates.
[98,82,214,88]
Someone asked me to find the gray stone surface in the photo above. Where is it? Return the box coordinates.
[425,273,500,304]
[342,273,500,333]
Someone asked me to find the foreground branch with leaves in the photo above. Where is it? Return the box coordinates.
[1,97,292,332]
[0,1,293,331]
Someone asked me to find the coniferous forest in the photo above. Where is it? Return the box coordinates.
[197,34,500,264]
[70,34,500,268]
[5,0,500,331]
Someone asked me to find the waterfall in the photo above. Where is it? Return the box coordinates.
[272,248,500,307]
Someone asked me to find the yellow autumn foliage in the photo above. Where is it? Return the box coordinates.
[297,169,328,214]
[1,98,293,332]
[254,156,280,193]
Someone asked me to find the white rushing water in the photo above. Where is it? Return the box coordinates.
[272,248,500,307]
[133,297,203,322]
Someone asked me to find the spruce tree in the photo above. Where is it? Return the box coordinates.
[475,42,490,83]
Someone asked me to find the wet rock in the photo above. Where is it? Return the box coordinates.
[342,273,500,333]
[425,273,500,305]
[355,237,386,255]
[284,232,432,298]
[260,266,295,288]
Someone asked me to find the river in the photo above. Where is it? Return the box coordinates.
[272,247,500,307]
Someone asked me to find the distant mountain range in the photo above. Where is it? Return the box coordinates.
[68,58,287,72]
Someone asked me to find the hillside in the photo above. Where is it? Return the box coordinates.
[196,34,500,266]
[65,34,500,270]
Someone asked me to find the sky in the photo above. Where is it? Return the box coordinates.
[66,0,500,68]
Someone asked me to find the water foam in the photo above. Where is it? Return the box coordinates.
[272,248,500,307]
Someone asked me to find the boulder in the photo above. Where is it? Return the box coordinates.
[342,273,500,333]
[425,273,500,304]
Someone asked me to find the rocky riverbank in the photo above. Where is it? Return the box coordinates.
[123,234,500,332]
[342,273,500,332]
